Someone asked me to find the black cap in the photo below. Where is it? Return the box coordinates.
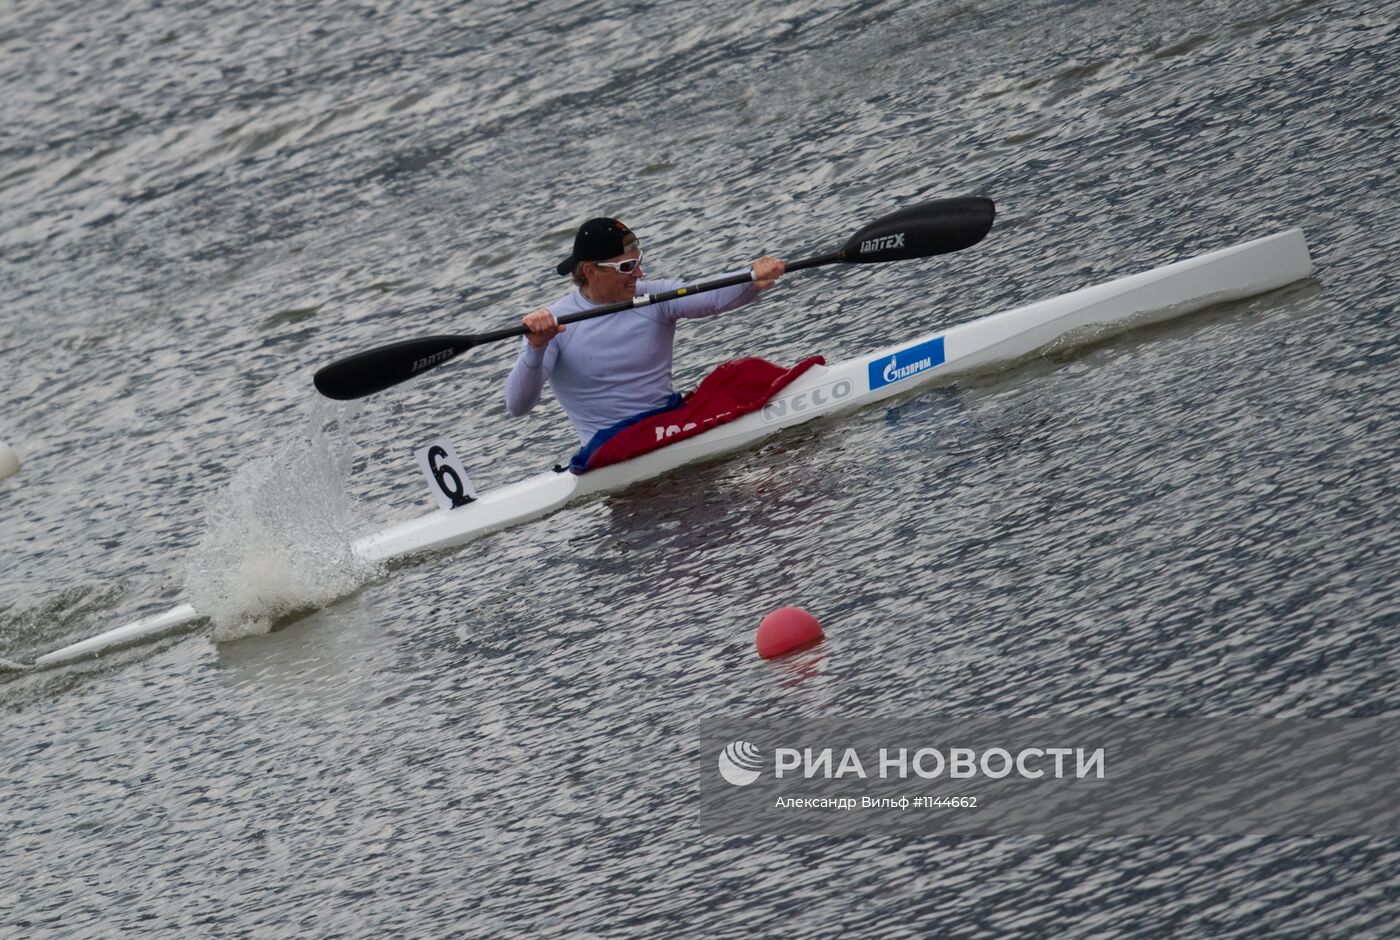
[556,217,635,275]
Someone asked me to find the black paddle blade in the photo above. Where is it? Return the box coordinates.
[313,334,474,399]
[838,196,995,264]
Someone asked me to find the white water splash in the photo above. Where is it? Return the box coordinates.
[182,415,379,641]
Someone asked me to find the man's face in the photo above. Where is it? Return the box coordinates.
[585,246,643,300]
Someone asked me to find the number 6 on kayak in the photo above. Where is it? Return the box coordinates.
[414,438,477,510]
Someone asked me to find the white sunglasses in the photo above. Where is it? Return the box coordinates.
[592,250,644,274]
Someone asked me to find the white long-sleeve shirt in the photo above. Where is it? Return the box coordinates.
[505,277,762,444]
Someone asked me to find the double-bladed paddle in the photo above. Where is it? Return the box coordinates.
[312,195,995,400]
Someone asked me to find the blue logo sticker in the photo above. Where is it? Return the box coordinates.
[868,336,945,390]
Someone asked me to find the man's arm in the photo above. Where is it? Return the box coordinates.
[664,256,786,321]
[504,309,562,415]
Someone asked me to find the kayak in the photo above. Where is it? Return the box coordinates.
[27,227,1313,667]
[355,227,1313,559]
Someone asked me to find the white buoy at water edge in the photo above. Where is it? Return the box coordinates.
[0,443,19,480]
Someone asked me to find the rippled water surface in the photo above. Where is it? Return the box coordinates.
[3,0,1398,936]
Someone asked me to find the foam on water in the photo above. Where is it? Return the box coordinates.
[181,410,379,642]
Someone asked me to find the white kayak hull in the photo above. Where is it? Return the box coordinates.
[27,228,1314,666]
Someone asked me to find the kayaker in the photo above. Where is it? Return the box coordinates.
[504,217,786,444]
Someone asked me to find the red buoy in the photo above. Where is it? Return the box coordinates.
[756,607,824,659]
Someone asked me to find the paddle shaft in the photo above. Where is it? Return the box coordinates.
[313,255,846,399]
[481,251,843,343]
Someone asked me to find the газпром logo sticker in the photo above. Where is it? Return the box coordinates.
[868,336,945,390]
